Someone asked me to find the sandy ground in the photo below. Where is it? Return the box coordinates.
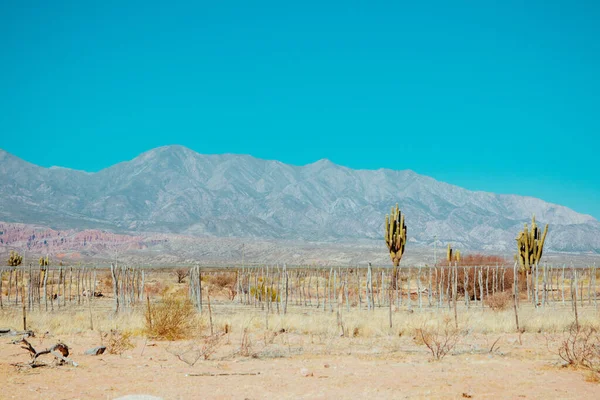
[1,330,598,400]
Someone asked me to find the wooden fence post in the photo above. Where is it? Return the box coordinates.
[110,263,119,313]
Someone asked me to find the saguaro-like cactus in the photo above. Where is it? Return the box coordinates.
[385,203,407,267]
[385,204,407,328]
[39,256,49,267]
[7,250,23,266]
[516,215,548,272]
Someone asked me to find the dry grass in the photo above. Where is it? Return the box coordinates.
[145,295,200,340]
[1,300,599,344]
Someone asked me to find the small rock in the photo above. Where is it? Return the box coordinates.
[323,364,330,368]
[84,346,106,356]
[300,368,313,377]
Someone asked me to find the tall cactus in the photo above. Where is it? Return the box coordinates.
[39,255,49,267]
[385,203,407,267]
[385,204,407,328]
[516,215,548,273]
[7,250,23,266]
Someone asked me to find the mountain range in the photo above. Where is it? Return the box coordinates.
[1,145,599,254]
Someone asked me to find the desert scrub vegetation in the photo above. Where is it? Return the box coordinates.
[486,291,513,311]
[172,268,189,284]
[145,295,200,340]
[553,322,600,374]
[205,272,237,290]
[103,329,135,355]
[415,317,463,360]
[205,272,237,300]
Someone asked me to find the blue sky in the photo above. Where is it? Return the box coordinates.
[1,1,599,219]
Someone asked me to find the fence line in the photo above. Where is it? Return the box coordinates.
[1,264,598,323]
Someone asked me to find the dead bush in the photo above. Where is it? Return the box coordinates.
[434,266,517,301]
[103,330,135,355]
[99,271,113,293]
[166,334,225,365]
[207,272,237,289]
[172,268,189,284]
[145,296,197,340]
[206,273,238,300]
[556,323,600,372]
[238,328,257,358]
[486,291,512,311]
[415,317,462,361]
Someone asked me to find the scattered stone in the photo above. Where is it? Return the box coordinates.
[300,368,313,377]
[85,346,106,356]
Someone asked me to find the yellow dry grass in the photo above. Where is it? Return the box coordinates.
[2,302,597,340]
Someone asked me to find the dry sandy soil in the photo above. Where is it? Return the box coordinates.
[1,329,598,400]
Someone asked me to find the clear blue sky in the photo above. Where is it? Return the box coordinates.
[1,1,599,219]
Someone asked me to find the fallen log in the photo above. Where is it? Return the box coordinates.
[18,338,78,367]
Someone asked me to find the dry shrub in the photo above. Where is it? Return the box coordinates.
[238,328,257,357]
[172,268,189,284]
[207,272,237,289]
[438,254,508,267]
[206,272,238,300]
[415,317,462,360]
[434,266,516,300]
[146,296,197,340]
[99,271,113,292]
[166,334,225,365]
[486,291,513,311]
[557,323,600,372]
[145,281,164,297]
[104,329,135,355]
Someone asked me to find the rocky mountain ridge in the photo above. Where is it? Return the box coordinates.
[1,146,598,253]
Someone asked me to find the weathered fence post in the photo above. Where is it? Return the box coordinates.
[513,261,520,332]
[283,264,288,315]
[110,263,119,313]
[0,268,3,309]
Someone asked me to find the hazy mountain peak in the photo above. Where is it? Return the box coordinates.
[0,146,598,253]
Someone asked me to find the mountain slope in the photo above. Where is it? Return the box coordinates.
[0,146,598,252]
